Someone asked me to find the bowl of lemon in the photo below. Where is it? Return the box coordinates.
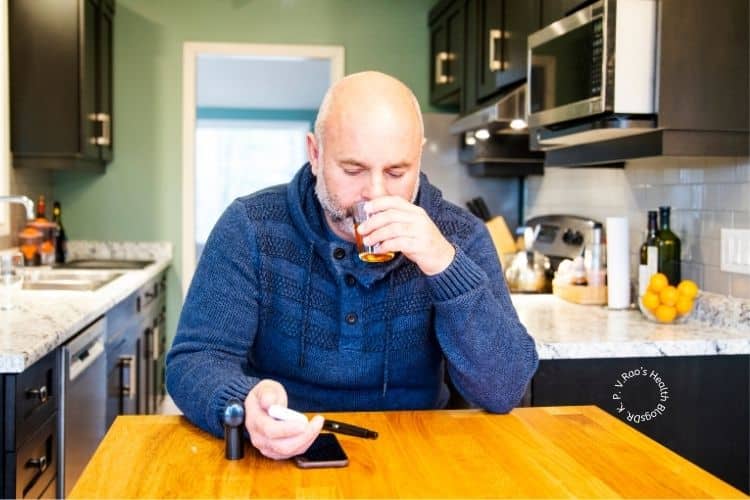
[639,273,699,324]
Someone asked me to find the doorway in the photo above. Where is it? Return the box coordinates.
[181,43,344,295]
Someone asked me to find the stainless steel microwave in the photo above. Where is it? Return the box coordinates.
[526,0,657,132]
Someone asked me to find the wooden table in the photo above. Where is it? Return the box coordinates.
[70,406,746,498]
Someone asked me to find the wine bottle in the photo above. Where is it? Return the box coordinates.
[638,210,659,295]
[657,206,681,285]
[52,201,68,264]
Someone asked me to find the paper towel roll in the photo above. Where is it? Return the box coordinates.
[606,217,631,309]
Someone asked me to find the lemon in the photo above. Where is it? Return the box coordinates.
[648,273,669,293]
[677,280,699,299]
[659,286,679,307]
[675,296,694,316]
[642,291,660,311]
[654,305,677,323]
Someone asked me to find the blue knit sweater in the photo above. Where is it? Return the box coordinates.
[166,164,538,438]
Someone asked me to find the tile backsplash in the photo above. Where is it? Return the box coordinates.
[0,167,55,249]
[421,113,522,229]
[525,156,750,299]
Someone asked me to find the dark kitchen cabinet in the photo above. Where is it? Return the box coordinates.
[474,0,539,102]
[106,272,167,421]
[429,0,465,108]
[435,0,574,113]
[473,0,502,102]
[540,0,582,27]
[9,0,115,171]
[105,322,139,429]
[153,304,167,412]
[1,350,60,499]
[531,356,750,494]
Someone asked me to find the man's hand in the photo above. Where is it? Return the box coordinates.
[356,196,456,276]
[244,379,324,460]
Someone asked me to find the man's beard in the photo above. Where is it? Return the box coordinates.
[314,168,421,239]
[314,175,355,237]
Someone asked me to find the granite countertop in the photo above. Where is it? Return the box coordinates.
[513,293,750,360]
[4,240,746,371]
[0,241,172,373]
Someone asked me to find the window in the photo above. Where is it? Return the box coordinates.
[194,119,309,260]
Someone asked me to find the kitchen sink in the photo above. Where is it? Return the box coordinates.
[53,259,155,270]
[22,270,124,291]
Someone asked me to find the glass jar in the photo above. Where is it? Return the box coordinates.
[29,220,58,266]
[18,226,43,266]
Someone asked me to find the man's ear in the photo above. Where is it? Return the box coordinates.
[306,132,320,176]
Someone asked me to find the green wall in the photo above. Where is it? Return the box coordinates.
[53,0,436,343]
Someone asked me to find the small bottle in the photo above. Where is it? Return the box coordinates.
[657,206,681,285]
[36,195,47,220]
[638,210,659,295]
[52,201,67,264]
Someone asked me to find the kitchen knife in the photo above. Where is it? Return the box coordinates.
[474,197,492,221]
[466,200,481,219]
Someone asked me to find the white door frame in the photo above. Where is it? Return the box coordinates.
[181,42,345,297]
[0,5,11,236]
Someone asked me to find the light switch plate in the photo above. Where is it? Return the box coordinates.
[720,229,750,275]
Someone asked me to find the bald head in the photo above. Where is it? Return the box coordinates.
[314,71,424,149]
[306,71,425,242]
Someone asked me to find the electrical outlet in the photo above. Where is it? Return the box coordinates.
[720,229,750,275]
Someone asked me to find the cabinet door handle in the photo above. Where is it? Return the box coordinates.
[119,355,136,400]
[489,29,502,71]
[96,113,111,146]
[88,113,100,145]
[26,455,48,473]
[26,385,48,404]
[435,51,455,85]
[152,326,160,361]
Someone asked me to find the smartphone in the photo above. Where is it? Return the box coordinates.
[294,433,349,468]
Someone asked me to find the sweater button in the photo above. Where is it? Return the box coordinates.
[333,247,346,260]
[345,274,356,286]
[345,312,358,324]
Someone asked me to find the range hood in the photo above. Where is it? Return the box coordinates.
[450,83,528,136]
[449,84,544,177]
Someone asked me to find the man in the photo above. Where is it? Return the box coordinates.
[167,71,538,460]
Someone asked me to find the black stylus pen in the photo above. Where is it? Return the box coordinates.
[268,405,379,439]
[323,419,379,439]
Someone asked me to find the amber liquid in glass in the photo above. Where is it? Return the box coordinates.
[354,224,395,263]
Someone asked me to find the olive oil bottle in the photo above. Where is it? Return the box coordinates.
[638,210,659,295]
[657,206,681,285]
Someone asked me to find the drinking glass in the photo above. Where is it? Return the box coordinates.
[0,253,24,311]
[352,201,395,263]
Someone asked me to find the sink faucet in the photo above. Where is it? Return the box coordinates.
[0,195,35,221]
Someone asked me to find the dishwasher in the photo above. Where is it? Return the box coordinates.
[59,317,107,496]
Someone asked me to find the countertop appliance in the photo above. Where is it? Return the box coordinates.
[60,317,107,496]
[525,214,604,272]
[505,214,603,293]
[527,0,657,148]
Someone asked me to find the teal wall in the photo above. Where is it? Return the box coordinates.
[196,107,318,130]
[53,0,436,343]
